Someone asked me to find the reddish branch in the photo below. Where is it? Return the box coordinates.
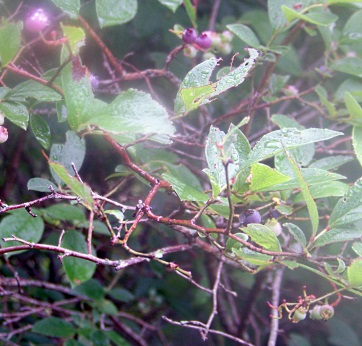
[5,63,64,96]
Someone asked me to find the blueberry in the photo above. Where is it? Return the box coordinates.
[25,9,49,32]
[195,32,212,49]
[182,28,198,44]
[0,126,8,143]
[239,209,261,226]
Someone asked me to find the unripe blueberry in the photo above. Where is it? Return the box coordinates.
[320,304,334,320]
[239,209,262,226]
[0,126,8,143]
[265,218,282,236]
[90,75,99,89]
[195,32,212,50]
[182,28,198,44]
[291,307,307,323]
[219,43,232,55]
[202,52,216,61]
[221,30,233,43]
[183,45,198,58]
[25,9,49,32]
[0,111,4,125]
[309,305,323,320]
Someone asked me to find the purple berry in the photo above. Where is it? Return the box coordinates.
[195,32,212,49]
[0,126,8,144]
[239,209,261,226]
[25,8,49,32]
[182,28,197,44]
[90,75,99,90]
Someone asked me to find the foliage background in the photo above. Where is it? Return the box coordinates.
[1,0,362,345]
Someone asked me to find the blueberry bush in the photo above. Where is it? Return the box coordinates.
[1,0,362,345]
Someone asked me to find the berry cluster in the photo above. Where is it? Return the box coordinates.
[181,27,233,60]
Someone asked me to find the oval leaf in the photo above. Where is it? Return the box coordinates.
[51,0,80,17]
[96,0,137,28]
[347,258,362,287]
[61,230,96,286]
[313,226,362,248]
[329,177,362,229]
[86,89,175,144]
[30,114,51,149]
[242,224,282,252]
[227,23,260,48]
[0,209,44,257]
[32,317,75,338]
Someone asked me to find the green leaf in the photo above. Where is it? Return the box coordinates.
[0,20,22,67]
[242,224,282,251]
[269,75,290,95]
[50,130,86,185]
[104,330,130,346]
[331,57,362,78]
[309,156,353,170]
[272,114,304,129]
[353,126,362,167]
[313,226,362,248]
[32,317,75,338]
[6,80,62,102]
[249,163,290,192]
[347,259,362,287]
[329,177,362,229]
[245,128,342,169]
[95,299,118,316]
[283,223,307,248]
[268,0,302,30]
[61,62,99,130]
[183,0,197,28]
[84,89,175,144]
[30,114,51,149]
[96,0,138,28]
[174,58,217,115]
[203,126,240,197]
[175,49,258,115]
[72,279,104,300]
[233,247,273,266]
[180,84,215,113]
[43,204,86,223]
[336,78,362,102]
[293,180,349,202]
[315,86,337,118]
[0,101,29,129]
[282,6,338,26]
[50,162,93,209]
[225,232,249,252]
[352,242,362,257]
[61,230,97,286]
[0,209,45,257]
[341,9,362,44]
[61,23,85,55]
[107,288,135,303]
[284,149,319,237]
[267,168,346,191]
[227,24,260,48]
[157,0,182,12]
[51,0,80,17]
[162,173,208,203]
[345,92,362,125]
[27,178,59,192]
[105,210,124,222]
